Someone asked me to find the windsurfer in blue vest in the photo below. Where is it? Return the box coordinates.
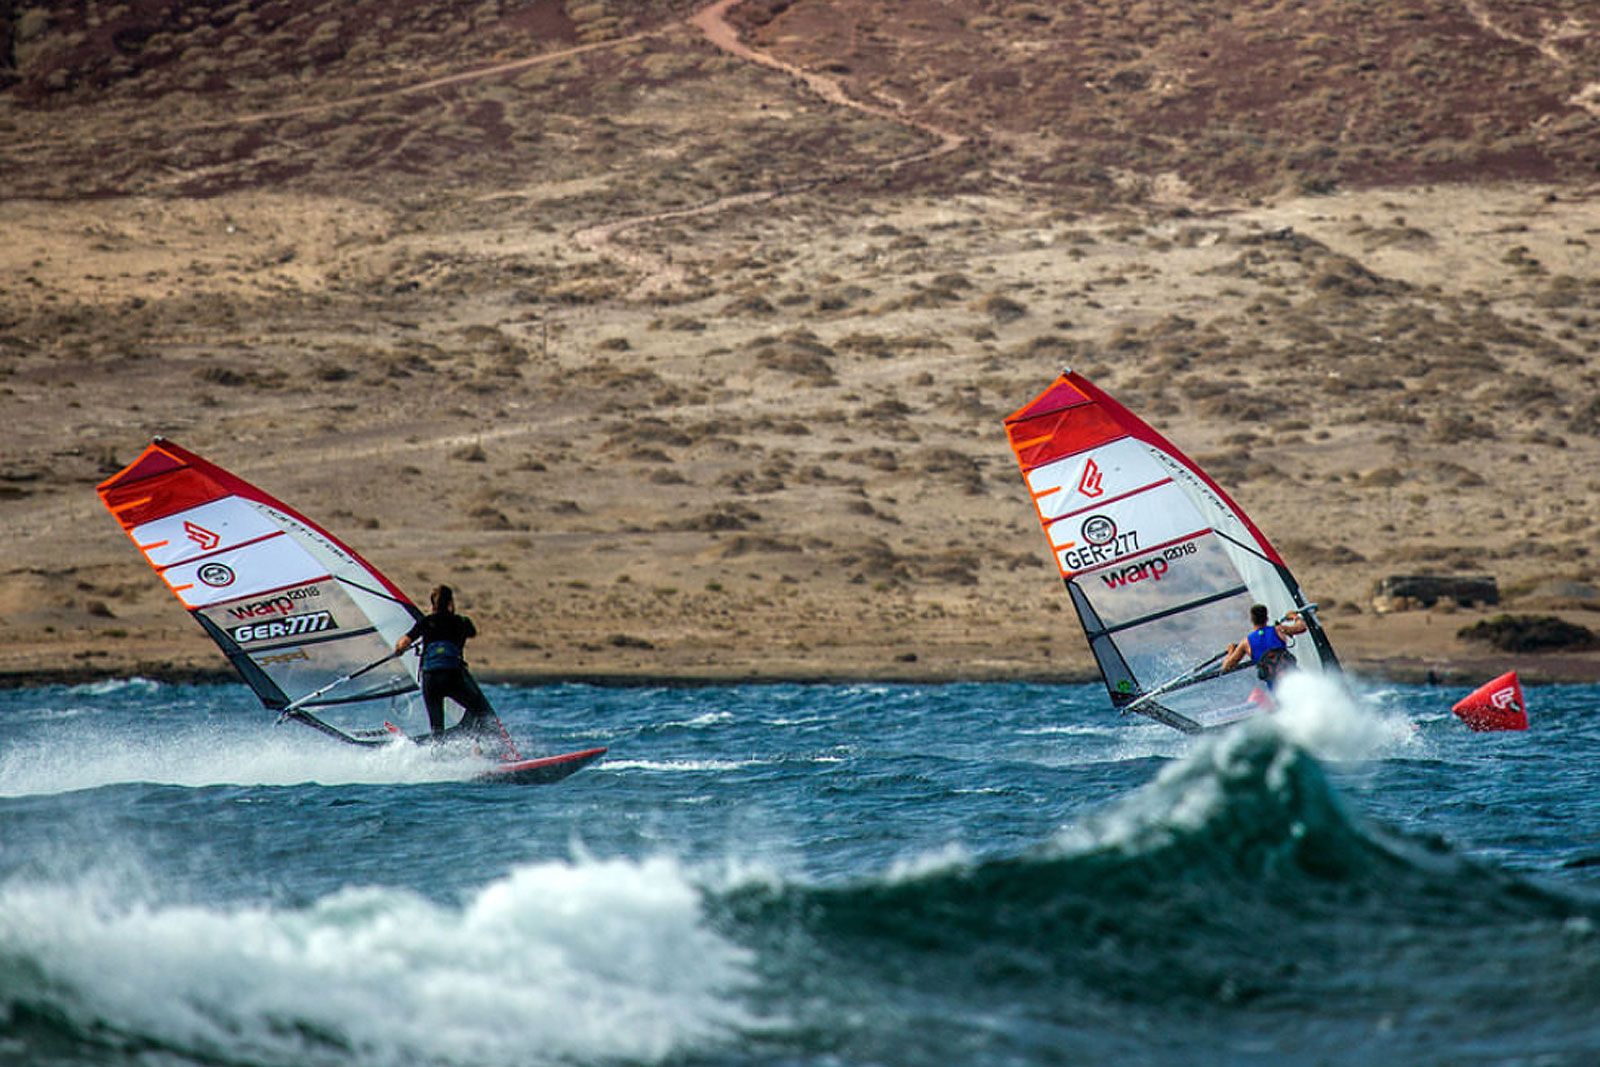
[393,584,505,749]
[1221,603,1307,689]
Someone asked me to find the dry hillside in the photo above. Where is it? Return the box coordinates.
[3,0,1599,687]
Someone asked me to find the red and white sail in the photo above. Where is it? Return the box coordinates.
[1005,371,1338,732]
[98,439,426,739]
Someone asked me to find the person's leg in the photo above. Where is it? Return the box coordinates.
[454,671,494,728]
[421,672,447,736]
[448,671,511,755]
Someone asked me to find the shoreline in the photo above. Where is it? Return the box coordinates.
[5,654,1596,692]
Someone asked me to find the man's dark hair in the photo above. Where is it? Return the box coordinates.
[1250,603,1270,627]
[431,584,455,614]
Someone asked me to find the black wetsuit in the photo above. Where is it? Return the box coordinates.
[406,611,495,740]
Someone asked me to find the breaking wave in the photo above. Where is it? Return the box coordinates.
[708,684,1600,1061]
[0,856,757,1067]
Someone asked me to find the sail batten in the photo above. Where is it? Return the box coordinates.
[1006,370,1338,732]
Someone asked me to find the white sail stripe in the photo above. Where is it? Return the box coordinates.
[1026,437,1170,520]
[165,536,329,609]
[1148,449,1264,554]
[1048,481,1207,575]
[132,496,284,569]
[1044,476,1173,528]
[247,502,415,641]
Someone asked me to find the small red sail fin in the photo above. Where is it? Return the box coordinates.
[1451,671,1528,732]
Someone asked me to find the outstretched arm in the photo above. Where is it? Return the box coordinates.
[394,634,414,654]
[1221,639,1249,673]
[1278,612,1307,638]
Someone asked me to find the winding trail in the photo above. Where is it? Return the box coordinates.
[577,0,969,292]
[690,0,965,160]
[1459,0,1600,120]
[6,0,971,290]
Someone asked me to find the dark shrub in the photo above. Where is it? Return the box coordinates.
[1457,614,1598,653]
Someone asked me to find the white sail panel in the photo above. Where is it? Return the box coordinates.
[129,496,284,570]
[1025,436,1172,524]
[1043,479,1209,576]
[161,534,328,609]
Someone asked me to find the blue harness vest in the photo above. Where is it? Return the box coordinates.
[1246,625,1286,661]
[1246,625,1296,684]
[421,639,465,672]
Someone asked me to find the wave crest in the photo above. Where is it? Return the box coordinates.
[719,712,1594,1018]
[0,856,757,1066]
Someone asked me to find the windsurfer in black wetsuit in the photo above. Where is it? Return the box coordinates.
[1221,603,1307,689]
[394,584,506,750]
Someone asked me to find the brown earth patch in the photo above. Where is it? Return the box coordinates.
[4,1,1600,688]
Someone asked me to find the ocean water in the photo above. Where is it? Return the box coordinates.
[0,673,1596,1066]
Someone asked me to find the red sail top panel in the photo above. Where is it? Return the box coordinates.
[98,443,187,489]
[1007,403,1129,472]
[1008,374,1143,470]
[100,460,230,531]
[1005,377,1092,425]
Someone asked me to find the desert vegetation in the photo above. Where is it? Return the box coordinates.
[4,0,1600,683]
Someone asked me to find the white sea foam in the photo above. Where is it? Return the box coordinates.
[1266,671,1422,761]
[883,843,974,883]
[1017,723,1121,738]
[65,676,164,697]
[658,711,736,730]
[1021,719,1190,767]
[0,727,494,797]
[0,855,758,1066]
[601,757,764,773]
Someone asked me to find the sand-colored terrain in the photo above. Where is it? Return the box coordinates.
[3,0,1600,689]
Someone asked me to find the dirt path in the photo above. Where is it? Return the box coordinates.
[690,0,966,159]
[573,186,796,294]
[1459,0,1600,119]
[579,0,970,292]
[9,0,970,273]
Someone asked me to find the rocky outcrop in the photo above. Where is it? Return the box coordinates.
[1373,574,1499,613]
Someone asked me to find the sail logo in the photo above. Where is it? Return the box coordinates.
[1100,558,1169,588]
[185,521,221,551]
[230,611,335,644]
[226,586,321,620]
[197,563,236,587]
[1077,458,1105,498]
[1095,540,1199,586]
[1081,514,1118,546]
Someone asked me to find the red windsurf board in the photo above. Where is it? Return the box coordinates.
[475,746,608,784]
